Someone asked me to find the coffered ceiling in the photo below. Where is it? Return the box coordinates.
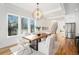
[11,3,65,19]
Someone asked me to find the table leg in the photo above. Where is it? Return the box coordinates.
[30,40,38,51]
[36,40,38,51]
[38,39,41,42]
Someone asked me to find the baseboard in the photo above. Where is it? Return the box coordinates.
[0,44,17,49]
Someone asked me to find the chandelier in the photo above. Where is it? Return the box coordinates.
[32,3,43,20]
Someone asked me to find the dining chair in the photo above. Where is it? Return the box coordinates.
[50,22,58,34]
[10,35,33,55]
[38,34,59,55]
[38,22,58,55]
[41,22,58,40]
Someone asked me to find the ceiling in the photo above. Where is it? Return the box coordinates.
[11,3,65,19]
[64,3,79,14]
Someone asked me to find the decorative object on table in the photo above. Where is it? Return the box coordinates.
[36,26,41,31]
[65,23,76,39]
[37,33,41,36]
[37,33,41,42]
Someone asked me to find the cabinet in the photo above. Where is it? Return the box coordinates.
[65,23,76,39]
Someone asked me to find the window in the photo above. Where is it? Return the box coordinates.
[21,17,28,33]
[8,15,18,36]
[30,19,35,33]
[8,14,36,36]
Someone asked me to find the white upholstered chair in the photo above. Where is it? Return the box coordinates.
[50,22,58,34]
[41,22,58,40]
[38,22,58,55]
[10,35,32,55]
[38,34,59,55]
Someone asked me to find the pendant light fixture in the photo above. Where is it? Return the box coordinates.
[32,3,43,20]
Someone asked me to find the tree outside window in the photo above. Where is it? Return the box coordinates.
[21,17,28,34]
[8,15,18,36]
[30,20,35,33]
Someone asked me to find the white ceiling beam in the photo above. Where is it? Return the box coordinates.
[44,8,62,15]
[46,15,65,20]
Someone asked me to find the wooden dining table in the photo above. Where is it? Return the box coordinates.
[22,33,51,51]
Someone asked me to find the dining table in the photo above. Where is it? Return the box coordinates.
[22,33,51,51]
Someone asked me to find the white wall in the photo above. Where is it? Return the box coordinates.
[75,13,79,36]
[0,4,8,48]
[0,4,31,48]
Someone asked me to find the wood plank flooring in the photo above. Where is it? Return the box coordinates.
[56,39,78,55]
[0,44,17,55]
[55,33,78,55]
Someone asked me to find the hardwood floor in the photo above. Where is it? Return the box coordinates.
[55,33,78,55]
[56,39,78,55]
[0,44,17,55]
[0,33,78,55]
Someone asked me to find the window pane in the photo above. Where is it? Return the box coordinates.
[8,15,18,36]
[21,17,28,33]
[30,20,35,33]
